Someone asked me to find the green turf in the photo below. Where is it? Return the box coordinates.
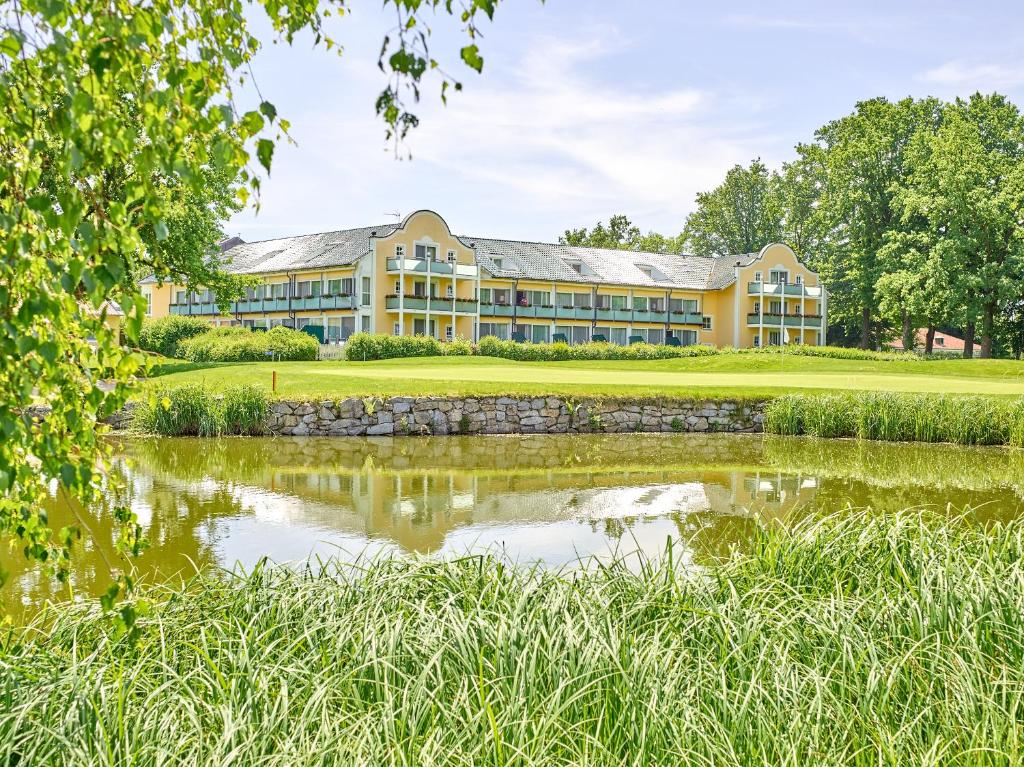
[144,354,1024,400]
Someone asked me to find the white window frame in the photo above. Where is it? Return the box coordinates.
[447,249,457,263]
[446,285,453,298]
[394,280,401,294]
[414,239,438,262]
[395,244,406,258]
[445,324,453,341]
[702,315,712,330]
[393,322,401,336]
[144,291,152,316]
[754,271,762,282]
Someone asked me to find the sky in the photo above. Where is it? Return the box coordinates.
[226,0,1024,244]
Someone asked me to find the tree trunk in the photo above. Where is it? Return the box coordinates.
[963,321,976,359]
[901,311,914,353]
[859,306,871,350]
[925,325,936,355]
[980,301,996,359]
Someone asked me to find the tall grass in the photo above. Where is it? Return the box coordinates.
[765,392,1024,446]
[2,512,1023,765]
[132,384,268,436]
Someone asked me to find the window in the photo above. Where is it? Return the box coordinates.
[571,326,589,345]
[647,329,664,345]
[144,292,152,315]
[447,250,457,263]
[677,329,698,346]
[611,295,627,310]
[326,316,355,342]
[531,324,550,344]
[567,261,583,274]
[795,274,803,285]
[395,244,406,258]
[595,295,610,310]
[554,325,571,342]
[649,298,665,312]
[480,288,492,304]
[393,322,401,336]
[633,296,648,311]
[769,300,782,314]
[414,243,438,261]
[479,323,510,340]
[702,316,712,330]
[754,271,762,282]
[446,286,454,298]
[271,282,287,299]
[769,331,781,346]
[557,292,573,309]
[174,290,186,304]
[361,277,371,306]
[769,269,788,284]
[573,293,590,309]
[936,337,945,346]
[610,327,627,346]
[753,335,761,348]
[412,282,426,298]
[594,326,610,341]
[445,325,453,341]
[341,278,354,296]
[394,281,401,294]
[492,258,503,270]
[493,289,511,305]
[639,266,653,279]
[361,315,370,333]
[753,302,761,314]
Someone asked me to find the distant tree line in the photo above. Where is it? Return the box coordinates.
[563,93,1024,358]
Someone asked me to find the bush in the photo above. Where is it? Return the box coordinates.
[764,392,1024,446]
[344,333,443,361]
[178,326,318,362]
[440,337,474,356]
[132,384,269,436]
[477,336,721,362]
[138,316,211,357]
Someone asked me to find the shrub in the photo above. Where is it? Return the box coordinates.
[764,392,1024,446]
[138,316,211,357]
[441,337,474,356]
[344,333,443,361]
[132,384,269,436]
[178,326,318,362]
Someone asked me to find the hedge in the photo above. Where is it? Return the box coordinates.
[138,316,211,357]
[177,326,319,362]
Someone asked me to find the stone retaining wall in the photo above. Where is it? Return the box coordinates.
[267,397,766,437]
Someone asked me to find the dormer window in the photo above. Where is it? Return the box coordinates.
[492,258,503,270]
[638,264,669,282]
[567,261,583,274]
[395,244,406,258]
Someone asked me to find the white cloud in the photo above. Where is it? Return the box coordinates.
[227,26,773,241]
[920,60,1024,91]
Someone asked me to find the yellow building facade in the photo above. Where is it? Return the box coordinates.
[141,209,827,348]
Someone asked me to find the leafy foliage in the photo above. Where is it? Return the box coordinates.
[0,0,504,598]
[560,214,685,254]
[177,326,318,362]
[138,316,212,358]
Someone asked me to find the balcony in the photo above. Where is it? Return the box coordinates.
[479,303,514,317]
[747,313,823,328]
[386,258,479,278]
[747,282,823,297]
[670,312,704,325]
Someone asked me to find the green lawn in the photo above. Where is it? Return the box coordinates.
[145,354,1024,399]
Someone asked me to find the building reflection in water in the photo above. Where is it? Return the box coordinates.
[3,433,1023,614]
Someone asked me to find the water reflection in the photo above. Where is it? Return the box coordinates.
[3,434,1023,612]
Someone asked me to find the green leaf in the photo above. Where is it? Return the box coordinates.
[259,101,277,123]
[256,139,275,174]
[460,44,483,73]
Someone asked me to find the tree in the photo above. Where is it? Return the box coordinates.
[682,159,783,255]
[896,93,1024,358]
[806,97,943,348]
[0,0,502,621]
[560,214,685,253]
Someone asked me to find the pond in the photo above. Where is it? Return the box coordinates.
[4,434,1024,613]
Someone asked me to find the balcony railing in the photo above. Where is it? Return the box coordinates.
[171,295,358,315]
[747,313,822,328]
[386,258,479,278]
[386,295,479,312]
[747,282,823,297]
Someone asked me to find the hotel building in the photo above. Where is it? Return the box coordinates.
[142,209,827,348]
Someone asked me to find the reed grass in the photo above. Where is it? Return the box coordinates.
[765,392,1024,446]
[2,512,1023,766]
[131,383,268,436]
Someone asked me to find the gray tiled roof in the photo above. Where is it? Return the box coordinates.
[202,226,752,291]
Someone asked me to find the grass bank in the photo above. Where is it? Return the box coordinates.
[2,512,1023,765]
[146,354,1024,400]
[765,392,1024,446]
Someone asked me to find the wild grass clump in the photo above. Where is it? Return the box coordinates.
[3,512,1024,766]
[177,325,318,362]
[765,392,1024,445]
[137,315,211,357]
[131,384,268,436]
